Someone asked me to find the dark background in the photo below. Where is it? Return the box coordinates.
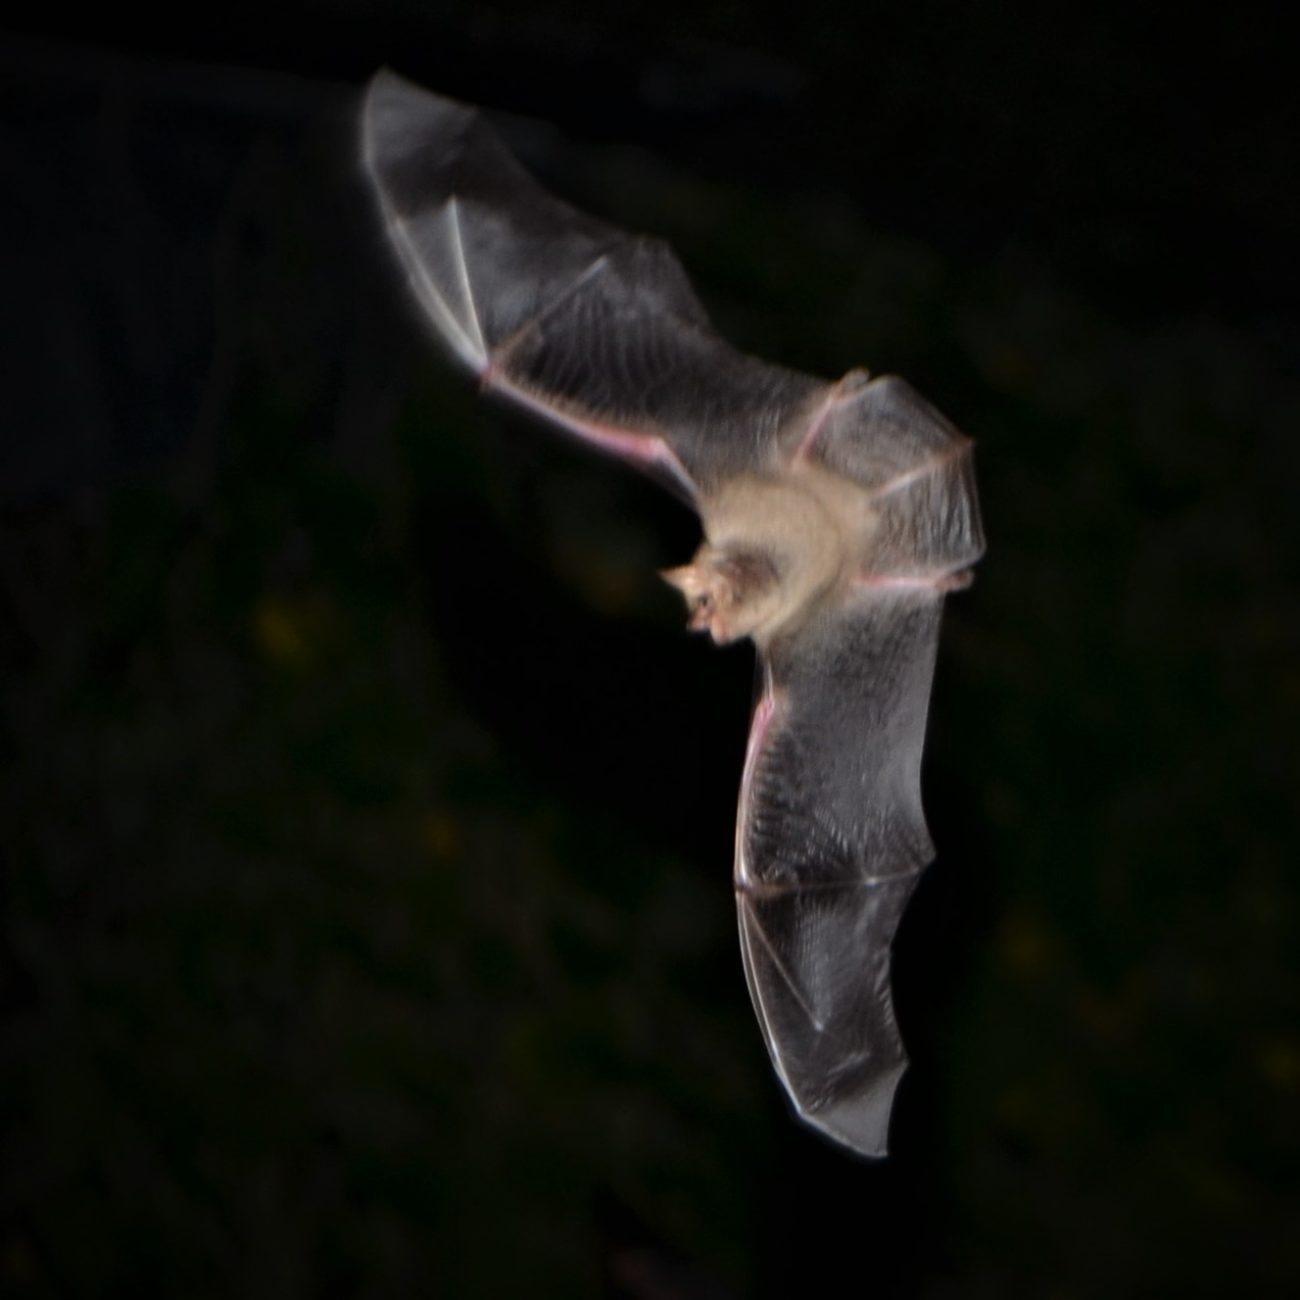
[2,4,1297,1296]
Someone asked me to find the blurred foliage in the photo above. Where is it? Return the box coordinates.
[1,104,769,1298]
[3,19,1299,1300]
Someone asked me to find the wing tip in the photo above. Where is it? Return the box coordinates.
[360,68,418,175]
[360,68,479,187]
[795,1057,908,1160]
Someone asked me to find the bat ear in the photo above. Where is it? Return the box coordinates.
[660,565,704,598]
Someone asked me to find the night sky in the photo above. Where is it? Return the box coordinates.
[2,5,1297,1296]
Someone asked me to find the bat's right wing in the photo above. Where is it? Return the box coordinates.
[735,591,947,1157]
[361,71,824,506]
[729,367,982,1157]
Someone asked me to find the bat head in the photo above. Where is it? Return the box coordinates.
[661,545,781,645]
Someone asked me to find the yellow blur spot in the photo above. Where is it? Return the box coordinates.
[253,597,311,667]
[421,810,459,861]
[993,1084,1038,1131]
[1,1231,38,1283]
[997,908,1056,978]
[1074,988,1136,1044]
[1257,1037,1300,1091]
[985,345,1035,392]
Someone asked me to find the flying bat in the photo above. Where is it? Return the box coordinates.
[361,70,984,1158]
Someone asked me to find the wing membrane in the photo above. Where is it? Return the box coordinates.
[362,71,822,501]
[736,592,944,1155]
[806,374,985,580]
[364,71,986,1160]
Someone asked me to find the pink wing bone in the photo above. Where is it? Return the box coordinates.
[732,682,819,1096]
[485,368,696,502]
[795,371,982,592]
[478,251,698,503]
[852,567,973,594]
[734,683,778,893]
[791,368,873,465]
[361,104,699,504]
[478,245,702,499]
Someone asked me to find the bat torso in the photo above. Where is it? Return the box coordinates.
[675,462,879,647]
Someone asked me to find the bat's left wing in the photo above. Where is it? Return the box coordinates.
[736,589,946,1157]
[361,71,823,505]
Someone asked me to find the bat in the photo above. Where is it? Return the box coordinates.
[361,70,984,1158]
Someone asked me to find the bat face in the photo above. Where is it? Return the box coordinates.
[361,70,984,1158]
